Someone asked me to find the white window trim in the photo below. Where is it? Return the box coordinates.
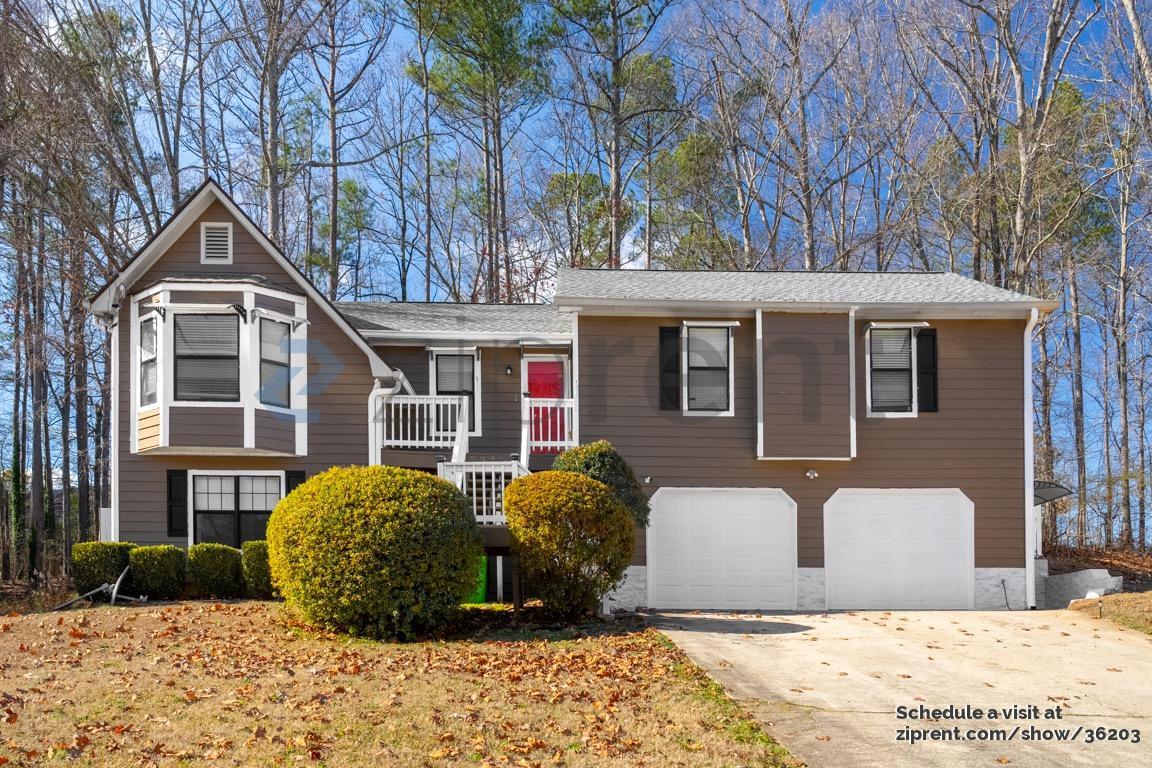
[429,348,483,437]
[681,321,737,418]
[864,322,929,419]
[200,221,234,264]
[169,308,245,408]
[137,313,160,411]
[186,469,285,549]
[258,316,292,409]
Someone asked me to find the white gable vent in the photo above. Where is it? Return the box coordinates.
[201,222,233,264]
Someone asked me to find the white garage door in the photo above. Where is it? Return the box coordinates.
[824,489,974,609]
[647,488,796,610]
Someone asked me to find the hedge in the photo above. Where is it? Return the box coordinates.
[552,440,650,527]
[128,545,187,599]
[188,542,244,598]
[242,540,275,599]
[71,541,137,595]
[266,465,482,640]
[505,470,633,618]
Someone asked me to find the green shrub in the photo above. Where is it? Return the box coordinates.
[266,465,482,640]
[128,545,187,599]
[71,541,137,596]
[505,470,634,619]
[188,543,244,598]
[242,540,276,599]
[552,440,650,527]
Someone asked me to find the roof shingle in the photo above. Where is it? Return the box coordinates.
[336,302,569,335]
[554,267,1052,307]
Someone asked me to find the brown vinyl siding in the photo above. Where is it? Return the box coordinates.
[254,409,295,454]
[168,407,244,447]
[761,312,851,457]
[117,206,375,546]
[138,202,298,291]
[169,290,244,304]
[373,345,530,461]
[578,314,1026,568]
[254,294,298,314]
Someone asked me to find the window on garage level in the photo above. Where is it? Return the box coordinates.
[867,325,938,417]
[683,324,735,416]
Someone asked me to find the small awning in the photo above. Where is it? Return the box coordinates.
[1034,480,1073,506]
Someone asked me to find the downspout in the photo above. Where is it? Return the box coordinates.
[1023,308,1039,609]
[367,372,414,465]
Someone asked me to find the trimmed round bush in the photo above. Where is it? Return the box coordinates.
[188,543,244,598]
[266,465,482,640]
[71,541,137,595]
[504,470,634,618]
[242,540,276,599]
[129,545,187,599]
[552,440,650,527]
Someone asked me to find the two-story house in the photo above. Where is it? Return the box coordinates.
[89,180,1058,611]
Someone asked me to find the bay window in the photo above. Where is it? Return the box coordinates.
[174,314,240,402]
[259,318,291,407]
[139,316,158,407]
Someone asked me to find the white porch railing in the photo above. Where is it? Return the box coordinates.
[376,394,470,462]
[520,397,577,458]
[438,460,529,525]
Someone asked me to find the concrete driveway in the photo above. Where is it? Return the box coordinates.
[653,610,1152,768]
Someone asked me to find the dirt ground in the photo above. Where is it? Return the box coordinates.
[0,601,796,767]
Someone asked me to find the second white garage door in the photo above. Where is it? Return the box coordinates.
[647,488,797,610]
[824,488,974,609]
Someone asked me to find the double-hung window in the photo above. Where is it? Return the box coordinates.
[866,325,938,417]
[259,318,291,407]
[139,316,158,407]
[682,324,735,416]
[433,352,478,432]
[174,314,240,402]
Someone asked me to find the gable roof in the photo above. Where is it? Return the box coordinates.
[555,267,1059,313]
[89,179,394,378]
[337,302,570,338]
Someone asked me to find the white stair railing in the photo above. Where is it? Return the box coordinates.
[521,397,577,455]
[439,460,529,524]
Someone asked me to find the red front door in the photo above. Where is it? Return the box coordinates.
[526,360,566,453]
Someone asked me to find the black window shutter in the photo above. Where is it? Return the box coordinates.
[285,470,306,494]
[167,470,188,538]
[658,327,681,411]
[916,329,938,412]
